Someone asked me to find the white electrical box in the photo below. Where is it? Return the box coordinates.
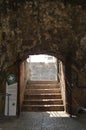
[5,74,17,116]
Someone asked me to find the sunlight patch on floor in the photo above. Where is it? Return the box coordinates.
[46,111,70,117]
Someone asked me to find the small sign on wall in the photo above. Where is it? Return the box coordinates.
[6,73,17,85]
[5,73,17,116]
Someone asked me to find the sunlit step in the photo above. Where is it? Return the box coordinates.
[23,99,63,105]
[24,93,62,99]
[22,105,64,112]
[25,88,61,94]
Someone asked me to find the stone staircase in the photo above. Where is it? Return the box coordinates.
[22,82,64,112]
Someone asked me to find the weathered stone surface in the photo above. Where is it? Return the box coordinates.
[0,1,86,86]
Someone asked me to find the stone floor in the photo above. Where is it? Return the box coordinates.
[0,111,86,130]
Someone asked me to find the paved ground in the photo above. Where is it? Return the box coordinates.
[0,111,86,130]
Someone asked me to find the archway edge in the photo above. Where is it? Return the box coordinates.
[19,50,65,64]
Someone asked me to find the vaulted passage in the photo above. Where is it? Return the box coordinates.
[21,55,65,112]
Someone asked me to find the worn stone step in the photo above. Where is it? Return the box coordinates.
[26,84,60,89]
[24,93,62,99]
[25,88,61,94]
[22,105,64,112]
[23,99,63,105]
[22,82,64,112]
[27,81,58,84]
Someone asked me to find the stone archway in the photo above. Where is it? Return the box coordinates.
[19,52,68,113]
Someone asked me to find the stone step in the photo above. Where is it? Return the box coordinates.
[24,93,62,99]
[23,99,63,105]
[22,82,64,112]
[26,84,60,89]
[22,105,64,112]
[27,81,58,84]
[25,88,61,94]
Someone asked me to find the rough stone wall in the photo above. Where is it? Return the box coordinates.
[0,0,86,113]
[72,88,86,113]
[0,1,86,72]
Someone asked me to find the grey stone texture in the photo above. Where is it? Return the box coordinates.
[0,112,86,130]
[30,62,57,81]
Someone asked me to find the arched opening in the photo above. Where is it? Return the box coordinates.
[19,54,66,113]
